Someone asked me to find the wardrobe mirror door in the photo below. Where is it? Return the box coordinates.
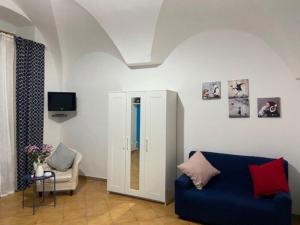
[130,97,141,190]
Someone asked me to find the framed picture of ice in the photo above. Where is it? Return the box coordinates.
[228,79,249,99]
[202,81,221,100]
[257,97,281,118]
[229,98,250,118]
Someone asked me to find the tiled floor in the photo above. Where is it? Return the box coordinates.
[0,178,299,225]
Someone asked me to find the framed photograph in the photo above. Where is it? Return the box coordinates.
[257,98,281,118]
[228,79,249,99]
[229,98,250,118]
[202,81,221,100]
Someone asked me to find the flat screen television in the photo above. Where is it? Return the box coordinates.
[48,92,76,111]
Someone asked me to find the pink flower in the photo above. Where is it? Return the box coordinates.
[25,145,39,154]
[42,144,53,153]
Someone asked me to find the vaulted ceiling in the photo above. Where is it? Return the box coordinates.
[1,0,300,75]
[75,0,164,67]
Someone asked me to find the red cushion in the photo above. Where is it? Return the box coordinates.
[249,158,289,197]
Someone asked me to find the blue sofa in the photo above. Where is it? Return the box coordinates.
[175,151,291,225]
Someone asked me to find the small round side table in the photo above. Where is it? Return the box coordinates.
[22,171,56,215]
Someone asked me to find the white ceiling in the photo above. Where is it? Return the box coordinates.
[74,0,164,66]
[0,0,300,74]
[0,6,31,26]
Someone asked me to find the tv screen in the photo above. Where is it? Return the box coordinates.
[48,92,76,111]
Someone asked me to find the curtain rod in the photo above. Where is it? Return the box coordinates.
[0,29,46,48]
[0,29,15,37]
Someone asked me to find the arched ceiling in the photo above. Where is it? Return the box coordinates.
[74,0,164,67]
[152,0,300,76]
[50,0,123,79]
[0,0,299,74]
[0,0,30,21]
[0,5,31,27]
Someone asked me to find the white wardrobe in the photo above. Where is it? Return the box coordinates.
[107,90,177,203]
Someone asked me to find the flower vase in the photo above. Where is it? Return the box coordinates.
[35,164,44,177]
[33,162,38,171]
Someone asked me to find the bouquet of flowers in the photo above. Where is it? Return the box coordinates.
[25,144,53,164]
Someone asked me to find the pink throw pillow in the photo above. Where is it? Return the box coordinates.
[178,151,220,189]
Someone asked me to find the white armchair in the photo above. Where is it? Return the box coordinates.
[37,147,82,195]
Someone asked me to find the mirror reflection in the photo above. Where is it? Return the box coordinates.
[130,97,141,190]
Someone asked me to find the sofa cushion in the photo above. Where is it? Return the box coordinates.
[249,158,289,197]
[47,143,76,172]
[183,188,277,225]
[178,151,220,189]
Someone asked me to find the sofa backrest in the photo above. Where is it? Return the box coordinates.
[189,151,289,191]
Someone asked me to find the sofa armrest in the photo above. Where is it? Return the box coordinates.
[274,192,292,225]
[175,174,194,190]
[274,192,292,210]
[175,174,194,216]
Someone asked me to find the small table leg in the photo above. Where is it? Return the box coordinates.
[42,179,45,202]
[32,182,36,215]
[22,188,25,208]
[53,176,56,207]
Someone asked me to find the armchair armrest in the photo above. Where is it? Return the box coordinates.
[274,192,292,225]
[71,151,82,182]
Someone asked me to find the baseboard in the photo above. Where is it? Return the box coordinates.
[79,175,107,182]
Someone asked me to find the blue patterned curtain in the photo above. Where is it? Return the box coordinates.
[15,37,45,190]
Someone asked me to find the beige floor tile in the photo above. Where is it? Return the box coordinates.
[108,201,134,213]
[114,221,140,225]
[87,214,113,225]
[150,203,175,217]
[63,207,87,221]
[0,215,37,225]
[61,218,87,225]
[37,220,62,225]
[133,208,158,221]
[35,209,64,223]
[130,199,152,211]
[86,202,110,217]
[110,208,137,224]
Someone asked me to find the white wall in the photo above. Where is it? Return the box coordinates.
[41,43,62,146]
[0,20,16,33]
[61,30,300,214]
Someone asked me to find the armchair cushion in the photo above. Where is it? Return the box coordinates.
[47,143,76,172]
[42,163,72,182]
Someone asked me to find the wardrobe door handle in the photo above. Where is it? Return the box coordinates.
[145,139,149,152]
[123,137,127,150]
[126,137,129,151]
